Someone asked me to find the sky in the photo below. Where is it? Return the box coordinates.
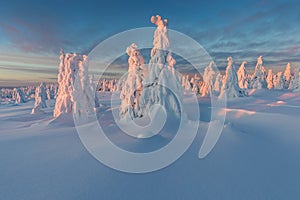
[0,0,300,86]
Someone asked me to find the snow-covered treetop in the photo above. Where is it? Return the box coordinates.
[241,61,247,68]
[151,15,169,52]
[257,56,263,65]
[151,15,168,28]
[126,43,144,70]
[227,57,233,66]
[208,61,215,68]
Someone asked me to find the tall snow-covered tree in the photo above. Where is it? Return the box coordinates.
[219,57,246,98]
[73,55,95,118]
[140,15,183,117]
[120,43,147,119]
[53,50,91,117]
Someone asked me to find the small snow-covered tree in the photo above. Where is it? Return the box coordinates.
[31,82,47,114]
[237,61,248,89]
[120,43,147,119]
[274,72,284,90]
[184,75,192,91]
[250,56,267,89]
[283,63,292,89]
[14,88,26,104]
[191,74,201,94]
[266,69,274,89]
[200,61,215,96]
[213,73,223,93]
[289,68,300,91]
[219,57,246,99]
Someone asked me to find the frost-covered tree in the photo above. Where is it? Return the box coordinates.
[283,63,292,89]
[274,72,284,90]
[289,68,300,91]
[13,88,26,104]
[31,82,47,114]
[73,55,95,118]
[200,61,215,96]
[237,61,249,89]
[54,50,84,117]
[266,69,274,89]
[219,57,246,99]
[120,43,147,119]
[213,73,223,93]
[251,56,267,89]
[184,75,192,91]
[90,75,100,108]
[140,15,183,117]
[191,74,201,94]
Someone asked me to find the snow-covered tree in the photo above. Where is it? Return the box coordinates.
[140,15,183,117]
[31,82,47,114]
[266,69,274,89]
[283,63,292,89]
[273,72,284,90]
[191,74,201,94]
[200,61,215,96]
[250,56,267,89]
[73,55,95,118]
[13,88,26,104]
[237,61,249,89]
[54,50,83,117]
[219,57,246,99]
[120,43,147,119]
[184,75,192,91]
[213,73,223,93]
[289,68,300,91]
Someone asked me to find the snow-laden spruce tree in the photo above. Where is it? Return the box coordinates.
[120,43,148,119]
[266,69,274,89]
[283,63,292,89]
[14,88,26,104]
[54,50,84,117]
[237,61,249,89]
[289,68,300,90]
[251,56,267,89]
[219,57,246,99]
[191,74,201,94]
[273,72,284,90]
[140,15,183,117]
[54,50,73,117]
[31,82,47,114]
[200,61,215,96]
[90,75,100,108]
[184,75,192,91]
[73,55,95,119]
[213,73,223,93]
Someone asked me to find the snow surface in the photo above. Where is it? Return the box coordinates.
[1,90,300,200]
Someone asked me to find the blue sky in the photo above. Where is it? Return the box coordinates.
[0,0,299,86]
